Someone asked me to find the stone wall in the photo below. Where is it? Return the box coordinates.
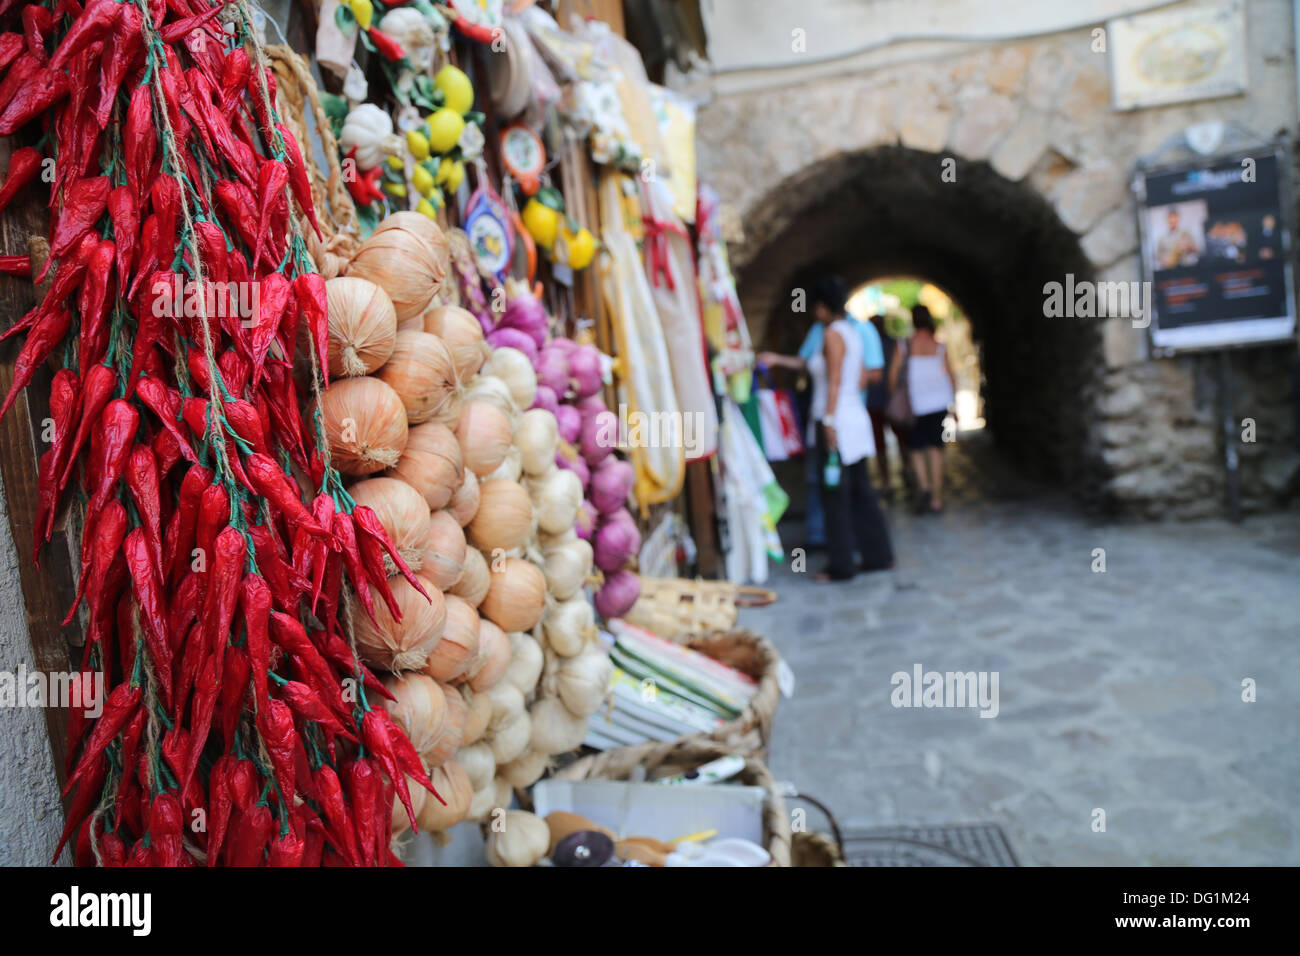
[693,0,1300,515]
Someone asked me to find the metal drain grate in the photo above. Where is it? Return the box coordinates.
[843,823,1019,867]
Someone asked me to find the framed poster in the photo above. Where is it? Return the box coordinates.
[1134,145,1295,353]
[1108,1,1248,111]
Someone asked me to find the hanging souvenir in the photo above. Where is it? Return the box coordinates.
[501,123,546,195]
[447,0,505,44]
[465,171,514,282]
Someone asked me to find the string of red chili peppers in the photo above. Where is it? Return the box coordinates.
[0,0,442,865]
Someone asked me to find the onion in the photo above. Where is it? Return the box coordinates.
[486,326,539,364]
[528,467,582,536]
[349,477,431,573]
[376,330,460,425]
[555,448,590,489]
[464,374,520,422]
[590,457,635,514]
[504,631,544,695]
[554,405,581,444]
[423,304,490,381]
[455,400,513,477]
[541,534,593,601]
[466,479,533,552]
[326,277,397,378]
[457,742,495,790]
[423,681,467,765]
[579,409,618,465]
[500,750,549,788]
[482,347,536,410]
[448,470,480,527]
[499,292,549,348]
[530,384,559,416]
[594,569,640,619]
[386,422,462,509]
[593,511,641,572]
[415,760,473,832]
[381,672,447,755]
[468,617,511,692]
[556,648,613,718]
[514,408,559,478]
[449,546,489,606]
[319,376,409,475]
[574,500,597,540]
[460,687,493,746]
[481,557,546,632]
[418,510,466,590]
[354,574,445,671]
[424,594,481,683]
[568,344,604,397]
[542,594,594,657]
[530,698,589,755]
[550,337,578,358]
[392,774,428,835]
[347,212,448,322]
[535,346,569,396]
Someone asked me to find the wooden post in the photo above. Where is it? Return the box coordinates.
[0,142,80,790]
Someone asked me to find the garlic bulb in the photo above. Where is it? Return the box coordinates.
[542,594,595,658]
[387,422,462,510]
[467,782,499,823]
[529,697,589,756]
[514,408,559,477]
[482,347,536,410]
[319,376,408,475]
[488,709,532,765]
[464,373,520,423]
[326,276,397,378]
[556,648,613,718]
[456,741,496,791]
[540,534,593,601]
[339,103,401,169]
[349,476,431,573]
[486,444,523,483]
[487,681,526,730]
[504,632,545,696]
[376,330,460,425]
[377,8,437,72]
[500,750,549,789]
[528,467,582,536]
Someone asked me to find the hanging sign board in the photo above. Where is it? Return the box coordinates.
[1133,144,1295,353]
[1108,1,1248,111]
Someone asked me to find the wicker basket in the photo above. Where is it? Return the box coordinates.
[791,831,848,867]
[674,628,782,760]
[625,577,776,641]
[553,738,792,866]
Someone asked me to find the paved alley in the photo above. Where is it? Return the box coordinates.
[740,435,1300,865]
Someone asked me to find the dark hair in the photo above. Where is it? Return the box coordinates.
[911,304,935,333]
[808,276,848,315]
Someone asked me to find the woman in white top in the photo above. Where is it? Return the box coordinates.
[759,278,894,580]
[888,305,956,514]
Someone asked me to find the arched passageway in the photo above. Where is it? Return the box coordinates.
[738,146,1105,494]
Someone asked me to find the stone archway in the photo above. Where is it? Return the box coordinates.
[695,28,1300,515]
[735,145,1105,493]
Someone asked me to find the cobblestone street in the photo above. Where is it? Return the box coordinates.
[741,435,1300,865]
